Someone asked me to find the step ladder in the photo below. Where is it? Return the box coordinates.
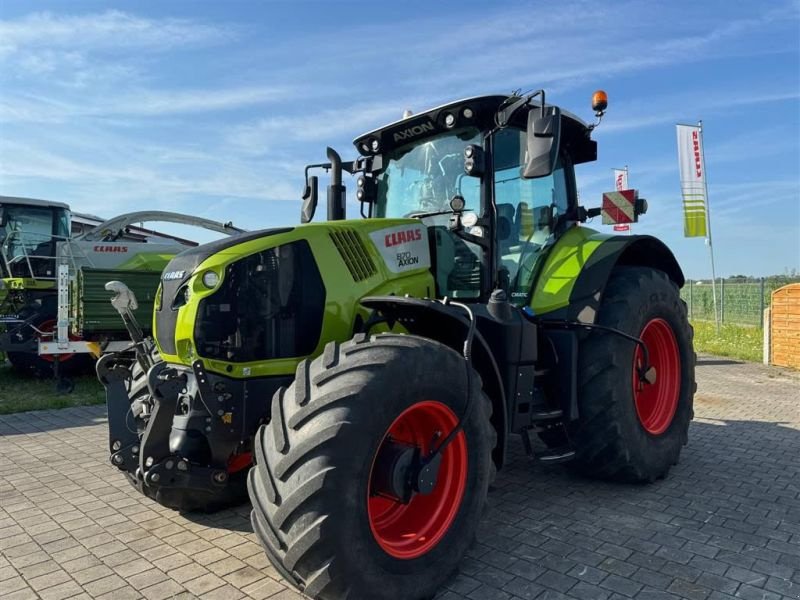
[520,407,576,464]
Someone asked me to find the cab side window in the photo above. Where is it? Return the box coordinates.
[493,128,569,302]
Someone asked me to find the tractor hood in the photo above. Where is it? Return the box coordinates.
[154,220,435,378]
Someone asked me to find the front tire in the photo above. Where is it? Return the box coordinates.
[249,333,495,600]
[569,266,695,482]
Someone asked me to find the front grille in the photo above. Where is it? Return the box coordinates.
[193,240,325,363]
[154,228,291,357]
[329,229,377,282]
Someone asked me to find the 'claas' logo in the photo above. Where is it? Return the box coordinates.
[692,131,702,178]
[93,246,128,252]
[384,229,422,247]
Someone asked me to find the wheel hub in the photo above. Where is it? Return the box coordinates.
[371,438,446,503]
[371,439,418,503]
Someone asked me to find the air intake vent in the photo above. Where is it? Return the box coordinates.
[330,229,377,282]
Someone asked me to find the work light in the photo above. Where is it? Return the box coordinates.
[202,270,219,289]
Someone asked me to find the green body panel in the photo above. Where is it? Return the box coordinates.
[74,268,162,335]
[529,225,611,315]
[157,219,435,378]
[115,253,176,271]
[0,279,55,319]
[0,278,56,291]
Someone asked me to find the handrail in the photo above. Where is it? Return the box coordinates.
[1,230,67,282]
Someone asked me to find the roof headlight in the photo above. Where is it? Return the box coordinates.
[202,270,220,289]
[444,112,456,128]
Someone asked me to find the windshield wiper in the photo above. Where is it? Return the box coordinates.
[406,210,455,219]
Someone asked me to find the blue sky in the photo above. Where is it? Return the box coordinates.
[0,0,798,278]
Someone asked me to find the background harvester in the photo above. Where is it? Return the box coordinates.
[100,89,695,600]
[0,198,243,385]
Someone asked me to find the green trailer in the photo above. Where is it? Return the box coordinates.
[73,268,162,336]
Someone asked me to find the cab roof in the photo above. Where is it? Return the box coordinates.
[0,195,70,210]
[353,94,597,165]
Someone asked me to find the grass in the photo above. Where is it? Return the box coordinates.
[0,362,105,415]
[0,320,766,415]
[691,320,763,363]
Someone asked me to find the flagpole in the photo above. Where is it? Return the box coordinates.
[699,120,720,333]
[625,165,631,235]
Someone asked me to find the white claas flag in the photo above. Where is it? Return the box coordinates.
[676,124,708,238]
[613,169,628,191]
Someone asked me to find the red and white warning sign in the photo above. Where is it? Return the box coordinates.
[601,189,637,225]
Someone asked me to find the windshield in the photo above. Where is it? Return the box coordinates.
[375,128,481,218]
[1,205,56,258]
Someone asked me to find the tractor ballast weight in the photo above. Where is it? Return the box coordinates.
[101,90,695,599]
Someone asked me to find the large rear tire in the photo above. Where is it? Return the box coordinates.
[249,333,495,600]
[123,353,250,513]
[569,266,695,482]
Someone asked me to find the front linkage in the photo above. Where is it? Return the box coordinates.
[97,282,262,511]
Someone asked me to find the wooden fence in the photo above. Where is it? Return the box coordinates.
[769,283,800,369]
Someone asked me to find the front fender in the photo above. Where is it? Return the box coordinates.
[360,296,508,471]
[531,226,684,322]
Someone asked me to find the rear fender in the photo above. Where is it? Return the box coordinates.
[360,296,508,471]
[532,228,684,322]
[532,229,684,421]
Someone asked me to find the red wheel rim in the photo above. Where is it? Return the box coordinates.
[227,452,252,473]
[633,318,681,435]
[367,401,467,559]
[35,319,78,363]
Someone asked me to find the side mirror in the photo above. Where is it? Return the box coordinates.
[301,175,319,224]
[522,106,561,179]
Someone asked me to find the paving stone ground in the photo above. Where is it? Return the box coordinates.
[1,356,798,600]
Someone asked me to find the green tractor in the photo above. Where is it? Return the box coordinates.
[100,90,694,600]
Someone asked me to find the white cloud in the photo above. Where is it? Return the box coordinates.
[0,85,298,122]
[101,85,298,117]
[0,10,232,56]
[226,98,428,154]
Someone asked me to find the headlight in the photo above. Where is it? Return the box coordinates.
[202,270,220,288]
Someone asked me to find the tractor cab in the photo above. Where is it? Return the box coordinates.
[302,92,603,305]
[0,196,71,280]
